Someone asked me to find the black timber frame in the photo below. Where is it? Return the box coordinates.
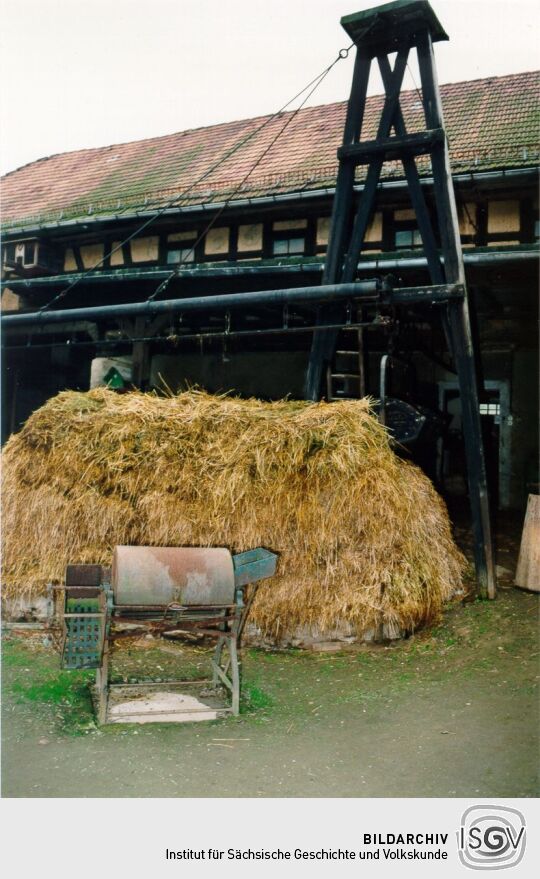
[305,0,496,598]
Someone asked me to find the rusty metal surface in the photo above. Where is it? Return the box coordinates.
[112,546,235,607]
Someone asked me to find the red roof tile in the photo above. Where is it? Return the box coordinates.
[1,71,538,229]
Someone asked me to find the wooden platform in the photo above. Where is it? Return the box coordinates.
[94,681,230,724]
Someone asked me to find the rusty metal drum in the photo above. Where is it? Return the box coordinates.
[112,546,235,607]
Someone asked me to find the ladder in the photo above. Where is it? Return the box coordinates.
[326,328,366,401]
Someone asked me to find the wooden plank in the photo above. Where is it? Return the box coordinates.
[515,495,540,592]
[211,660,233,692]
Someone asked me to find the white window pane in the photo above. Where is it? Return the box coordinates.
[273,237,305,256]
[272,239,289,255]
[479,403,500,416]
[395,230,413,248]
[167,248,194,264]
[288,237,305,254]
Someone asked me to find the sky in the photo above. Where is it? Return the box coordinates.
[0,0,538,175]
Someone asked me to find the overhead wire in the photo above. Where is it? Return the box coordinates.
[37,43,354,314]
[148,45,353,302]
[404,60,480,237]
[405,59,424,108]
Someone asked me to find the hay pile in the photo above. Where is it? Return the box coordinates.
[2,389,466,641]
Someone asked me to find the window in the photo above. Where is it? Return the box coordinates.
[388,207,429,252]
[395,229,423,250]
[3,243,16,265]
[166,247,195,265]
[479,403,500,416]
[272,236,305,256]
[270,219,308,257]
[23,242,36,265]
[165,230,198,265]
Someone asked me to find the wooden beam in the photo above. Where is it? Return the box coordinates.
[338,128,444,163]
[306,48,372,401]
[341,47,410,282]
[131,316,151,389]
[378,53,444,284]
[323,48,372,285]
[417,27,496,599]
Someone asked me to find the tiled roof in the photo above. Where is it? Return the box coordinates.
[1,71,538,230]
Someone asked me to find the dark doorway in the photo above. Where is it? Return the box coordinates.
[437,381,510,511]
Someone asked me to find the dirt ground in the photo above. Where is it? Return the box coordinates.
[2,579,538,798]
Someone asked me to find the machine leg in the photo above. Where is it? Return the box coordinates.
[211,634,240,715]
[447,299,496,599]
[212,637,226,687]
[96,638,109,726]
[96,647,109,725]
[229,637,240,717]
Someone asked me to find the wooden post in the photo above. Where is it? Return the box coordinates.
[131,316,150,390]
[305,48,371,400]
[416,27,496,599]
[229,637,240,716]
[96,643,109,725]
[9,366,19,435]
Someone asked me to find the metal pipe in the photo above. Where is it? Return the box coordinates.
[1,281,380,329]
[3,261,326,290]
[355,249,538,272]
[3,320,376,351]
[3,247,536,294]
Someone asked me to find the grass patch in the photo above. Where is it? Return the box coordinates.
[12,671,91,707]
[3,639,95,734]
[242,684,273,713]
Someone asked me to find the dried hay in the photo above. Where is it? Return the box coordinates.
[1,388,466,641]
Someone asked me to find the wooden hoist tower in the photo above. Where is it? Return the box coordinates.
[305,0,496,598]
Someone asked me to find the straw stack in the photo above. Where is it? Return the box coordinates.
[2,389,466,641]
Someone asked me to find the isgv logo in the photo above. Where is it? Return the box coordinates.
[458,805,526,870]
